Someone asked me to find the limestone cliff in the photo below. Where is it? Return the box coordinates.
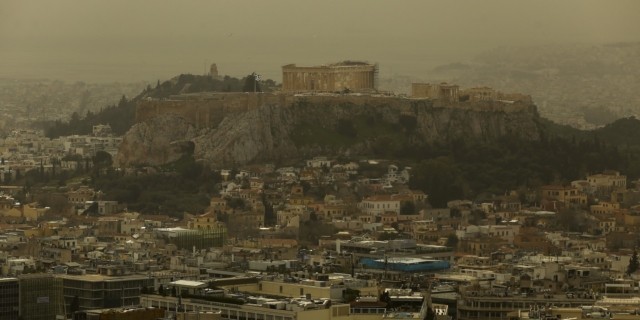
[115,95,541,168]
[116,113,199,167]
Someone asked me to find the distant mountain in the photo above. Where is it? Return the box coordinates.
[541,116,640,147]
[432,42,640,129]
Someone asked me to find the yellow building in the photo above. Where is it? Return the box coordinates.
[624,214,640,227]
[591,201,620,215]
[23,203,48,221]
[538,185,587,205]
[189,212,224,230]
[2,207,22,218]
[67,186,95,205]
[228,211,264,228]
[289,197,314,206]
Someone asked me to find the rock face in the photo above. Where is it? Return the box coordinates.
[115,113,198,167]
[116,97,541,168]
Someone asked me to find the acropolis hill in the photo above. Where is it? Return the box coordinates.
[119,88,540,168]
[135,92,536,130]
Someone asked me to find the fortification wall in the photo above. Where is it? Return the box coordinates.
[136,93,286,128]
[136,93,535,128]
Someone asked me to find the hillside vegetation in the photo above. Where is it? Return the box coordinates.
[23,71,640,215]
[36,74,279,138]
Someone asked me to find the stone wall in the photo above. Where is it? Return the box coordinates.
[136,93,286,128]
[135,93,535,129]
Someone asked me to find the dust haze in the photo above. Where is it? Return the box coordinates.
[2,0,639,83]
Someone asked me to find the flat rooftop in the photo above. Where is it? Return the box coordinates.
[58,274,150,282]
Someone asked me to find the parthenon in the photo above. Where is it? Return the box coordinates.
[282,61,378,92]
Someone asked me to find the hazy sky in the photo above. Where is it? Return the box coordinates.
[2,0,640,82]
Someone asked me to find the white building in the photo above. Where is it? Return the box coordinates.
[359,195,400,216]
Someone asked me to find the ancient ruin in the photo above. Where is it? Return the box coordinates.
[281,61,378,92]
[412,82,532,103]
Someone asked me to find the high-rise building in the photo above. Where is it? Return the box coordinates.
[19,274,64,320]
[0,277,19,320]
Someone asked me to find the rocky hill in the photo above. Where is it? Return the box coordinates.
[432,42,640,129]
[115,94,541,168]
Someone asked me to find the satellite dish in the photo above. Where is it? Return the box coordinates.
[132,234,140,239]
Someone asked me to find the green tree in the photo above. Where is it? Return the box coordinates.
[301,181,311,195]
[409,157,466,208]
[92,151,113,170]
[400,202,415,215]
[445,234,459,248]
[242,74,261,92]
[336,119,357,137]
[228,198,246,210]
[82,202,99,216]
[372,135,400,158]
[628,250,639,275]
[398,114,418,134]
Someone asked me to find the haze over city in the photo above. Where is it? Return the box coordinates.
[4,2,640,320]
[2,0,640,82]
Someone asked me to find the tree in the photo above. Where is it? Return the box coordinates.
[171,286,177,297]
[159,285,165,296]
[628,250,639,275]
[229,198,246,210]
[445,234,459,248]
[378,232,401,240]
[336,119,357,137]
[398,114,418,134]
[229,167,239,181]
[70,295,80,316]
[82,202,99,216]
[92,151,113,170]
[400,202,415,215]
[242,74,261,92]
[409,157,466,208]
[301,181,311,195]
